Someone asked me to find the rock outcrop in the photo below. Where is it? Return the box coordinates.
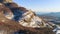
[0,0,55,34]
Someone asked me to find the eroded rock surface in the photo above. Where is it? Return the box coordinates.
[0,0,55,34]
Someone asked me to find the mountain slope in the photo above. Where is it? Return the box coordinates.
[0,0,55,34]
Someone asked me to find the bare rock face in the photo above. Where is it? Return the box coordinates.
[4,3,19,8]
[0,0,12,3]
[0,0,55,34]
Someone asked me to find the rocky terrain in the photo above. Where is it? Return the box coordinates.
[0,0,55,34]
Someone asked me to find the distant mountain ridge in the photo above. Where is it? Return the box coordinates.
[43,12,60,17]
[35,11,50,15]
[36,12,60,18]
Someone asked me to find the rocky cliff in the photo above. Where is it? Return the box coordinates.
[0,0,55,34]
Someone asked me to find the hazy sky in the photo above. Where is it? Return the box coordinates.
[13,0,60,12]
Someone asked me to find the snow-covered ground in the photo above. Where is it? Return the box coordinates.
[19,11,45,28]
[53,25,60,34]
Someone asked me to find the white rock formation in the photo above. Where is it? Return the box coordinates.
[19,11,47,28]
